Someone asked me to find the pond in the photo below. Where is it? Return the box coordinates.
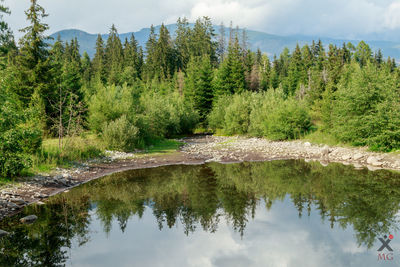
[1,160,400,266]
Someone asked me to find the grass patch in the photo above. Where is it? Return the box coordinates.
[137,139,183,156]
[30,134,104,173]
[302,130,345,146]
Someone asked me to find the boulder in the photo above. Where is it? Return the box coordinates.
[353,153,364,160]
[321,145,330,156]
[304,142,311,147]
[10,198,26,205]
[367,156,382,166]
[0,230,9,238]
[342,155,352,161]
[20,215,38,224]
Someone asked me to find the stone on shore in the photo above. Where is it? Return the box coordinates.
[20,215,38,224]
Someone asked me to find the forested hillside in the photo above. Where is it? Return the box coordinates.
[50,26,400,60]
[1,0,400,179]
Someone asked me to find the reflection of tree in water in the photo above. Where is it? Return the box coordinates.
[0,195,91,266]
[2,160,400,265]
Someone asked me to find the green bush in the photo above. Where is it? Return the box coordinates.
[263,98,311,140]
[102,115,141,151]
[88,84,136,133]
[139,91,198,139]
[208,89,312,140]
[223,92,255,135]
[0,97,42,178]
[208,95,232,131]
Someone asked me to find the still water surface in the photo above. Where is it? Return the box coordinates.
[1,160,400,267]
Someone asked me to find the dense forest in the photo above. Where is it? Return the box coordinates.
[1,0,400,178]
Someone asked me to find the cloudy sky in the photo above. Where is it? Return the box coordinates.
[3,0,400,41]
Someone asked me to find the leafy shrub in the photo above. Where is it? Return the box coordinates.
[263,98,311,140]
[102,115,141,151]
[223,92,256,135]
[139,91,198,139]
[88,84,136,132]
[208,95,232,131]
[208,89,312,140]
[0,97,42,178]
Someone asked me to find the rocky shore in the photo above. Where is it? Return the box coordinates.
[1,135,400,220]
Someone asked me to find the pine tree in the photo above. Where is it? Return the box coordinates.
[12,0,52,107]
[122,34,140,84]
[259,53,271,91]
[174,17,190,71]
[354,41,372,67]
[185,56,214,121]
[374,49,383,67]
[0,0,14,67]
[105,24,124,85]
[214,33,246,96]
[286,44,305,95]
[190,17,217,64]
[81,52,91,85]
[154,24,175,80]
[217,22,226,64]
[144,25,157,81]
[92,34,106,83]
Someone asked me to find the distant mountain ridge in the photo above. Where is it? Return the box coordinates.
[49,24,400,60]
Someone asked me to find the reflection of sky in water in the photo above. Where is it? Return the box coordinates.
[65,197,400,267]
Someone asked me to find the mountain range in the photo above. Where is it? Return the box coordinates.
[49,24,400,60]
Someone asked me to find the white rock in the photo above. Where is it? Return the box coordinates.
[342,155,352,161]
[304,142,311,147]
[321,145,330,156]
[353,153,364,160]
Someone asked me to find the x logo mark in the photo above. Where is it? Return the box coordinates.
[378,238,393,252]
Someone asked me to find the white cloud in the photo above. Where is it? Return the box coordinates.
[384,2,400,29]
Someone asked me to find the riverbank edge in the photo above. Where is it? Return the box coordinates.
[1,135,400,221]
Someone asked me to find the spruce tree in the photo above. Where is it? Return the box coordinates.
[105,24,124,85]
[185,56,214,121]
[214,34,246,96]
[217,22,226,64]
[354,41,372,67]
[154,24,175,80]
[12,0,52,108]
[174,17,191,71]
[0,0,14,67]
[92,34,106,83]
[144,25,157,81]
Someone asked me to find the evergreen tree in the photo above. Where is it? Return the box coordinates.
[122,34,140,84]
[217,22,226,64]
[92,34,106,83]
[189,17,217,64]
[354,41,372,67]
[185,56,214,121]
[174,17,191,71]
[213,33,246,96]
[81,51,91,85]
[144,25,157,81]
[285,44,305,95]
[11,0,52,110]
[0,0,14,67]
[154,24,175,80]
[259,53,271,91]
[105,25,124,85]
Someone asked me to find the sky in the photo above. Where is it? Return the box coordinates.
[3,0,400,41]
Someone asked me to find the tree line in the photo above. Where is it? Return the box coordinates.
[1,0,399,178]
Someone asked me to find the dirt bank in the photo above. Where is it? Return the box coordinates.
[1,135,400,220]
